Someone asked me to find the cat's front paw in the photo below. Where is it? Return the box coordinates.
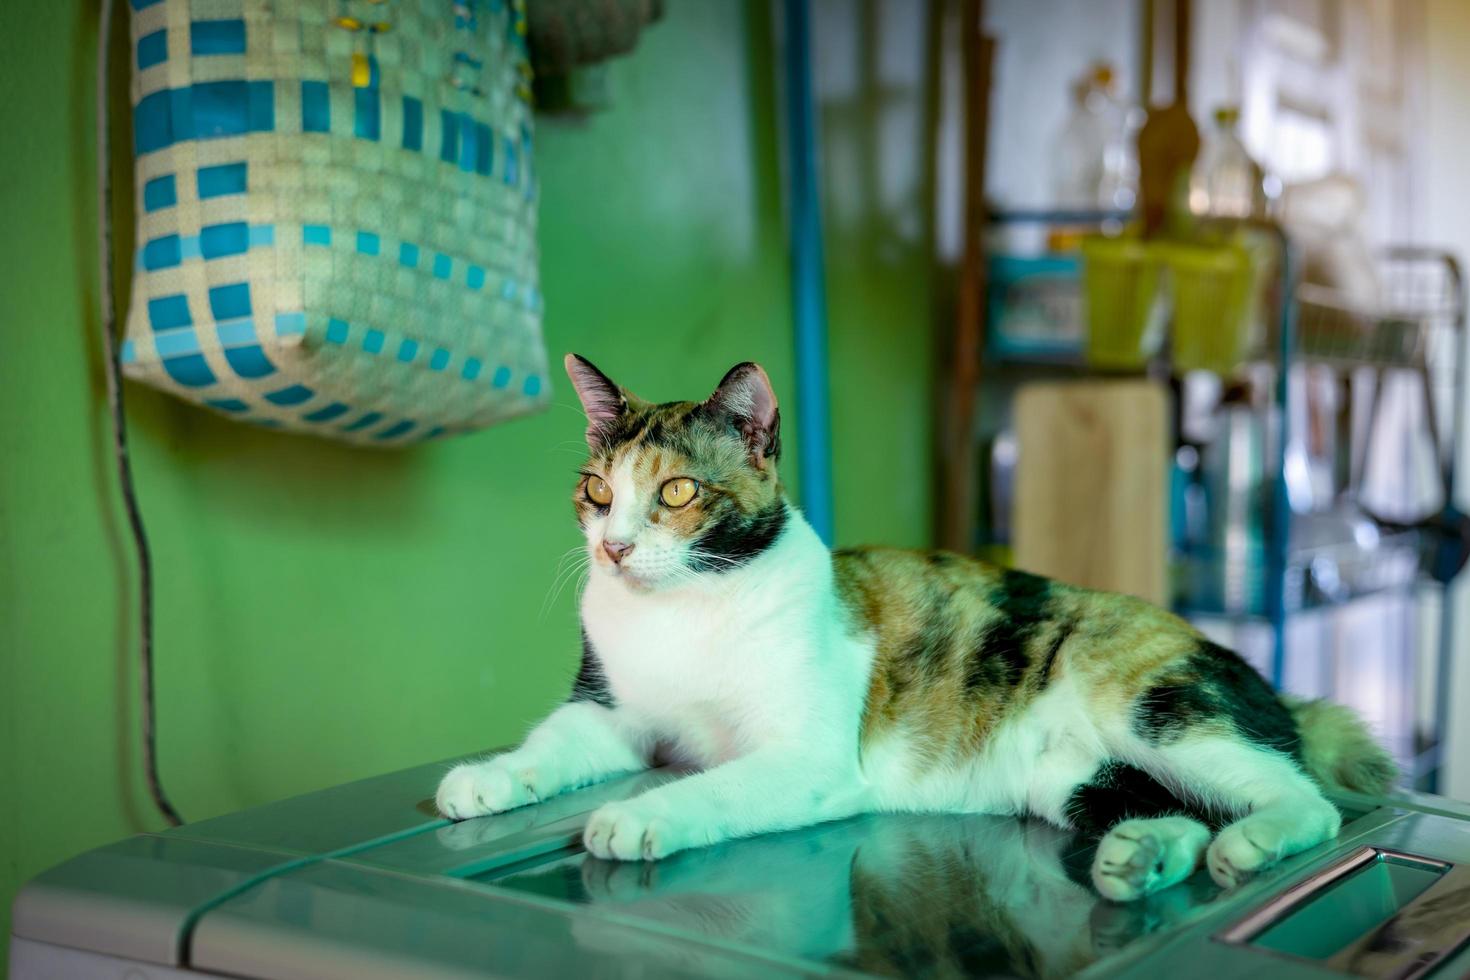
[583,802,679,861]
[436,760,542,820]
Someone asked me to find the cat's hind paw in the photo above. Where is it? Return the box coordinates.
[1206,825,1275,889]
[1206,800,1340,889]
[436,760,541,820]
[1093,828,1165,901]
[1091,816,1210,902]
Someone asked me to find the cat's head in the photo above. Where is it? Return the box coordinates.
[565,353,787,591]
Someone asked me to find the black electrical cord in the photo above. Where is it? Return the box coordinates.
[97,0,184,828]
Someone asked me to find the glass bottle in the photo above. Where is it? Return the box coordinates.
[1189,106,1267,219]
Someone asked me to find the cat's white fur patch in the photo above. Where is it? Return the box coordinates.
[862,678,1107,821]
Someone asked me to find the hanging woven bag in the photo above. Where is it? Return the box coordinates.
[120,0,548,445]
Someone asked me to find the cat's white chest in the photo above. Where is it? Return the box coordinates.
[581,578,791,762]
[579,528,846,766]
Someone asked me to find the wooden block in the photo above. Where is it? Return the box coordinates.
[1012,379,1170,604]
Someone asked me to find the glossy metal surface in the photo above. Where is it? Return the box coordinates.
[193,861,803,980]
[193,767,1402,979]
[160,755,455,857]
[10,835,294,966]
[16,754,1470,979]
[199,778,1470,979]
[485,811,1227,977]
[1319,861,1470,979]
[1220,845,1470,978]
[354,769,679,879]
[10,756,458,969]
[1105,807,1470,980]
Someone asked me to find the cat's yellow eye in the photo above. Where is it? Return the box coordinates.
[660,477,698,508]
[585,476,613,506]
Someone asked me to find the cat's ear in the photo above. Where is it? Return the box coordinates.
[564,353,627,448]
[704,362,780,469]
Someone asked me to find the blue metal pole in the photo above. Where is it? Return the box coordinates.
[782,0,835,544]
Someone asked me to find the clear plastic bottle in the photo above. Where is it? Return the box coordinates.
[1051,63,1138,213]
[1052,62,1140,257]
[1052,76,1106,209]
[1092,65,1140,212]
[1189,106,1267,219]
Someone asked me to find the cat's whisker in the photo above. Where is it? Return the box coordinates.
[554,554,592,596]
[542,562,591,620]
[664,563,704,591]
[687,549,745,569]
[683,565,728,597]
[550,544,585,568]
[541,550,593,619]
[545,547,588,590]
[546,440,590,458]
[550,399,590,418]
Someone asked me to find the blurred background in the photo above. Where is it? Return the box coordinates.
[2,0,1469,966]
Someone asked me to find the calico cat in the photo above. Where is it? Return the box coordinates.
[437,355,1397,902]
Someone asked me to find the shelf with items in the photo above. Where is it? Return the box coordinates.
[983,209,1282,377]
[983,217,1465,378]
[937,0,1461,792]
[1172,532,1423,620]
[1295,248,1466,371]
[959,208,1466,790]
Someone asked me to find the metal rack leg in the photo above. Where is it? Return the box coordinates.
[1268,235,1295,690]
[1427,266,1467,792]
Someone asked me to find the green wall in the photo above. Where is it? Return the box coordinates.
[0,1,933,965]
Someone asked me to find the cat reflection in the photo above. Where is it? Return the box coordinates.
[1342,880,1470,978]
[551,813,1220,978]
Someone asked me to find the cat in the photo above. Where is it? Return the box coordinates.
[437,354,1397,902]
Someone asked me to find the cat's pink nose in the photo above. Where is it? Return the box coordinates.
[603,540,635,563]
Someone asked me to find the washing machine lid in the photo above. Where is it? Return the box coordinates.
[17,756,1470,978]
[187,768,1470,979]
[10,834,292,967]
[10,756,453,967]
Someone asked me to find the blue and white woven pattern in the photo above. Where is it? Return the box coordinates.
[123,0,548,445]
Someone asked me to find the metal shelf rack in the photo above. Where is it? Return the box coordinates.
[958,210,1466,790]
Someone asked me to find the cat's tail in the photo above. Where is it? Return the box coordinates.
[1284,695,1398,795]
